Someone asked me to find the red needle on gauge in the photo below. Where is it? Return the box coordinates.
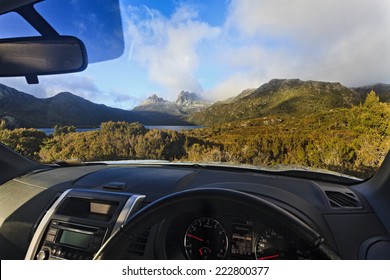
[187,234,204,242]
[258,254,280,260]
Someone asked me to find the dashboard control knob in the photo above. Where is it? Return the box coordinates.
[36,249,49,260]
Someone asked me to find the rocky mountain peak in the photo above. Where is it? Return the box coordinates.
[52,91,78,99]
[176,91,201,106]
[141,94,168,105]
[260,78,304,91]
[133,90,211,116]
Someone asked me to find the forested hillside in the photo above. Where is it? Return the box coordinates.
[185,91,390,177]
[189,79,363,125]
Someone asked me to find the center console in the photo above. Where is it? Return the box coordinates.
[25,189,145,260]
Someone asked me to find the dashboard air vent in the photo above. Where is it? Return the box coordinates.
[325,191,361,208]
[126,227,151,256]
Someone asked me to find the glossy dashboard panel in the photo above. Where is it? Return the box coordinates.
[0,164,388,259]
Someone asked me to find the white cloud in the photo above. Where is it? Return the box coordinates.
[221,0,390,87]
[205,74,260,101]
[124,4,221,99]
[226,0,388,43]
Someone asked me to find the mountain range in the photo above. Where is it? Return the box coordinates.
[1,79,389,128]
[0,84,197,127]
[132,91,210,116]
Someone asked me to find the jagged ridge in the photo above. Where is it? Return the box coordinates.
[189,79,370,125]
[132,90,211,116]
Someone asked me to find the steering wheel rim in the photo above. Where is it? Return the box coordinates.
[94,188,340,260]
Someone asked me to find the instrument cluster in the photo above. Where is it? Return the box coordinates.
[164,213,313,260]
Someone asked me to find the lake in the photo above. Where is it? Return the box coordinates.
[39,125,203,135]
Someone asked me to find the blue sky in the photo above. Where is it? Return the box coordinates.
[1,0,390,109]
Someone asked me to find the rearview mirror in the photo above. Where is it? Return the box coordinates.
[0,36,87,83]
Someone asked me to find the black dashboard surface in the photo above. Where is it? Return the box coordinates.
[0,164,387,260]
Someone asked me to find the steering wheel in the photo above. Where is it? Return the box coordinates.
[94,188,340,259]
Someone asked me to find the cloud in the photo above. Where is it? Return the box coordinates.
[205,74,260,101]
[226,0,388,43]
[221,0,390,87]
[110,88,144,109]
[123,3,221,99]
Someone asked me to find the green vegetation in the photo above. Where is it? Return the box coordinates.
[185,91,390,177]
[39,121,187,162]
[189,79,362,125]
[0,91,389,179]
[0,128,46,161]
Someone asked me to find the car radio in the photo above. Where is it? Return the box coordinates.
[37,220,108,260]
[25,189,145,260]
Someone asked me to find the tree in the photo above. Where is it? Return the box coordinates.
[363,90,380,108]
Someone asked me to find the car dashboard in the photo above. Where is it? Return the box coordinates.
[0,163,388,260]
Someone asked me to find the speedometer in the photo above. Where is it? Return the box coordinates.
[255,228,286,260]
[184,217,228,260]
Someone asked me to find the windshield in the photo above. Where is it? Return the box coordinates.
[0,0,389,180]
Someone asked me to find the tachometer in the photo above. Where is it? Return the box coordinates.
[184,217,228,260]
[255,228,286,260]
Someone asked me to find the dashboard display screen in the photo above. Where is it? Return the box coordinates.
[231,222,254,257]
[59,230,91,249]
[90,201,115,215]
